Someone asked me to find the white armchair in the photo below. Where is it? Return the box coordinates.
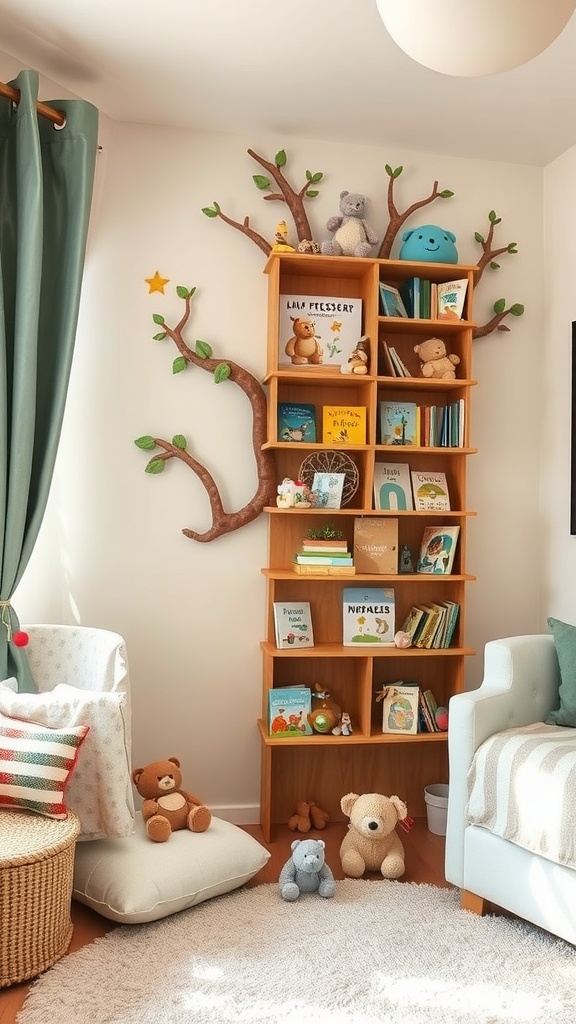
[0,624,135,840]
[445,634,576,945]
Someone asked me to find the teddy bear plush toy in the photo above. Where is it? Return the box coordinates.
[279,838,336,901]
[413,337,460,380]
[339,791,411,879]
[284,316,323,366]
[132,757,212,842]
[321,191,378,258]
[288,799,331,832]
[398,224,458,263]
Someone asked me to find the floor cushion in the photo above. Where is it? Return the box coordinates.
[73,815,270,923]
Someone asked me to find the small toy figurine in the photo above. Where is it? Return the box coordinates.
[339,711,353,736]
[276,478,312,508]
[399,544,414,573]
[271,220,296,253]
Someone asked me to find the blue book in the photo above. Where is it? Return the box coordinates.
[277,402,316,443]
[268,686,313,736]
[400,277,420,318]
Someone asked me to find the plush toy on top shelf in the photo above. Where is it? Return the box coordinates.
[399,224,458,264]
[342,335,369,375]
[321,191,378,258]
[414,337,460,380]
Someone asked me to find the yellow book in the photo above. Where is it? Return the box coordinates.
[322,405,366,445]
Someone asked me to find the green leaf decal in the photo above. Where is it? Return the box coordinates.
[439,189,454,198]
[145,459,165,475]
[275,150,287,167]
[508,243,518,254]
[310,171,323,183]
[510,304,525,316]
[195,339,213,359]
[134,435,156,451]
[489,261,500,270]
[393,166,403,178]
[152,332,167,341]
[176,285,189,299]
[385,164,393,176]
[214,362,231,383]
[474,232,485,243]
[173,356,187,374]
[253,175,270,190]
[305,189,319,198]
[494,298,506,314]
[172,434,187,449]
[152,313,165,325]
[201,206,218,218]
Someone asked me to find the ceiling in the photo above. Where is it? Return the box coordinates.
[1,0,576,166]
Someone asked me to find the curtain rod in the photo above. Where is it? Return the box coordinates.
[0,80,66,127]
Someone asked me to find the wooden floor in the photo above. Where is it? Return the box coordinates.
[0,818,448,1023]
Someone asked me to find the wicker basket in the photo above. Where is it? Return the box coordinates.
[0,809,80,987]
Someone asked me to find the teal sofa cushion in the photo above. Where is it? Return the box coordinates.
[546,617,576,727]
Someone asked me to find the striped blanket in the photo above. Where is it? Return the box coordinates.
[467,722,576,870]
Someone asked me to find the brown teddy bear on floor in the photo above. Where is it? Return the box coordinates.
[339,791,410,878]
[132,757,212,842]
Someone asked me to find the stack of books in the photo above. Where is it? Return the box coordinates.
[418,687,443,733]
[293,535,354,575]
[401,602,460,649]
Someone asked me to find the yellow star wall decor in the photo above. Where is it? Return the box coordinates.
[145,271,170,294]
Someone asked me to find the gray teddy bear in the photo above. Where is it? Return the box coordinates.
[278,838,336,901]
[321,190,378,257]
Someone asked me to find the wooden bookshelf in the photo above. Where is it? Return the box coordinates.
[259,253,477,842]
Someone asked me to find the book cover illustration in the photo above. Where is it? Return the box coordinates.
[379,283,408,318]
[379,401,418,446]
[311,472,345,509]
[373,462,413,510]
[436,279,468,320]
[268,686,313,736]
[278,294,362,370]
[342,587,395,646]
[410,471,450,510]
[273,602,315,649]
[377,682,419,735]
[417,526,460,574]
[353,517,398,574]
[322,405,367,445]
[277,402,317,443]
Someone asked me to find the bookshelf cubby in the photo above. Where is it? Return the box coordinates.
[259,253,477,841]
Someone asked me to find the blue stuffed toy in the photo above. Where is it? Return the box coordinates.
[399,224,458,264]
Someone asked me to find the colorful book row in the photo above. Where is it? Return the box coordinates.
[379,400,465,448]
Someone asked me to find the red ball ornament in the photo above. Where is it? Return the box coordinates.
[13,631,29,648]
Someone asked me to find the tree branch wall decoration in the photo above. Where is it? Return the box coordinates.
[203,151,524,339]
[134,286,276,542]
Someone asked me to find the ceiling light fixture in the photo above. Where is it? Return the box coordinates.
[375,0,576,77]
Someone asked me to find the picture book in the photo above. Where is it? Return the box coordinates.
[311,472,346,509]
[379,283,408,318]
[322,405,366,445]
[373,462,413,511]
[342,587,395,646]
[379,682,419,735]
[353,517,398,575]
[273,601,314,649]
[417,525,460,575]
[399,277,420,319]
[277,402,317,443]
[410,470,450,511]
[379,401,419,446]
[436,278,468,320]
[267,686,313,737]
[278,294,363,371]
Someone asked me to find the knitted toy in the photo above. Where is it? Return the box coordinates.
[279,839,336,901]
[399,224,458,263]
[414,337,460,380]
[132,757,212,842]
[321,191,378,258]
[339,791,412,879]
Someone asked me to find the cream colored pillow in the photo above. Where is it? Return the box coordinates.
[73,814,271,923]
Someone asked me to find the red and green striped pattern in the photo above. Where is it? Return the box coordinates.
[0,711,89,818]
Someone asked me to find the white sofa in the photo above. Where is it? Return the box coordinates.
[445,633,576,945]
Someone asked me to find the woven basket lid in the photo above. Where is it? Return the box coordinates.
[0,809,80,866]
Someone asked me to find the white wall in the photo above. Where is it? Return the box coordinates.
[5,60,544,818]
[541,148,576,621]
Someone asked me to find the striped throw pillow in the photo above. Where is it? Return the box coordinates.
[0,710,89,819]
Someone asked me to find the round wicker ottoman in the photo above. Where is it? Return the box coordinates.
[0,809,80,987]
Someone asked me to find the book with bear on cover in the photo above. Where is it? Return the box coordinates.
[342,587,395,646]
[278,294,363,371]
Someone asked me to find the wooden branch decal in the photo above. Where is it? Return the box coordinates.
[202,148,323,255]
[134,286,277,542]
[472,211,524,338]
[378,164,454,259]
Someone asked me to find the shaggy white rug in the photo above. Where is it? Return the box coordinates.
[18,881,576,1024]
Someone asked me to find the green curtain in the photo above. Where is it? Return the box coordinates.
[0,70,98,691]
